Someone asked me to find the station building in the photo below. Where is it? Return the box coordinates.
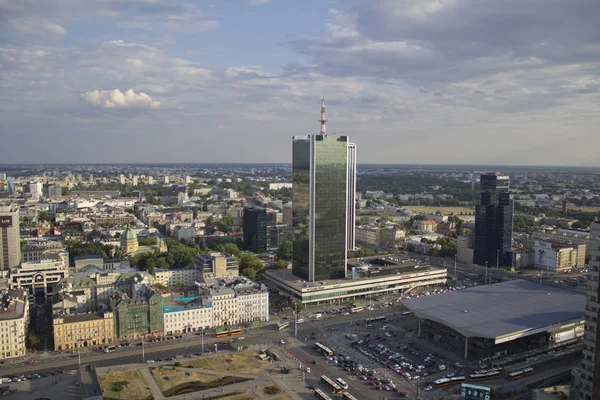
[265,256,447,305]
[403,279,586,360]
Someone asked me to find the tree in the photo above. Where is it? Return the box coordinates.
[175,281,184,288]
[38,211,53,223]
[572,220,587,229]
[154,282,166,290]
[219,243,242,258]
[112,381,129,392]
[275,259,288,269]
[276,240,292,260]
[27,332,40,349]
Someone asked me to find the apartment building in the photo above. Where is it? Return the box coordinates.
[194,252,239,280]
[234,284,269,324]
[0,289,29,359]
[163,296,213,334]
[52,312,115,352]
[209,288,238,327]
[154,268,198,288]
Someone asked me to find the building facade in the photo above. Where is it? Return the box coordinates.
[120,225,139,255]
[12,250,69,304]
[577,221,600,400]
[113,292,164,339]
[52,312,115,352]
[234,284,269,324]
[154,268,198,289]
[347,143,357,251]
[457,234,474,263]
[194,252,239,280]
[0,289,29,359]
[534,241,586,272]
[292,99,349,282]
[0,205,21,272]
[474,173,514,267]
[163,296,213,334]
[243,207,267,252]
[210,288,238,327]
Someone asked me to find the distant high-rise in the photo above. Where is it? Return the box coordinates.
[0,204,21,271]
[292,97,349,282]
[577,221,600,400]
[473,173,513,267]
[347,143,357,251]
[6,177,15,196]
[243,207,267,253]
[562,198,569,213]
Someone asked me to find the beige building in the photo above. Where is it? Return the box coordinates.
[380,228,405,247]
[0,289,29,359]
[416,219,438,232]
[0,204,21,272]
[154,268,198,288]
[53,312,115,352]
[120,225,139,255]
[194,252,239,280]
[356,226,380,248]
[11,250,69,302]
[210,288,238,327]
[21,239,64,263]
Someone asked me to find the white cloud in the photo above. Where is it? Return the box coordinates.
[81,89,161,109]
[248,0,269,5]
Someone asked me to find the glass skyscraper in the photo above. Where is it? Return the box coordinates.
[347,143,357,251]
[243,207,267,252]
[473,173,514,267]
[292,134,349,282]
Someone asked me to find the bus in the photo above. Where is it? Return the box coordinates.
[451,376,466,384]
[315,342,334,357]
[468,373,487,382]
[277,321,290,331]
[321,375,343,394]
[342,392,359,400]
[350,306,364,313]
[507,367,534,381]
[365,316,386,324]
[434,378,452,388]
[230,328,242,336]
[104,345,116,353]
[314,388,332,400]
[336,377,349,390]
[486,370,501,380]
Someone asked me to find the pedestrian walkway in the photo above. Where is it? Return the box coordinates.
[139,367,165,400]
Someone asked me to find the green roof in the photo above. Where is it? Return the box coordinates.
[122,225,137,240]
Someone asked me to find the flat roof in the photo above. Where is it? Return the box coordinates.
[403,280,585,343]
[265,259,445,292]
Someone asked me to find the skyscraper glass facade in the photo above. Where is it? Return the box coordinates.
[292,135,348,281]
[243,207,267,252]
[474,173,513,267]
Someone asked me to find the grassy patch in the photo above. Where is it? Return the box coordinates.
[180,352,269,375]
[405,206,474,215]
[99,370,153,400]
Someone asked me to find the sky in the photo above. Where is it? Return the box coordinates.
[1,0,599,166]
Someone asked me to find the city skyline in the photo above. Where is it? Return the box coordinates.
[2,1,600,166]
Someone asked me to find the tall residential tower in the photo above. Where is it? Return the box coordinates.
[292,98,350,281]
[473,173,513,267]
[577,221,600,400]
[0,204,21,271]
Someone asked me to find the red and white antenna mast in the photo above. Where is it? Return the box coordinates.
[318,95,327,135]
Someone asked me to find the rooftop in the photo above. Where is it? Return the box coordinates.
[403,280,585,343]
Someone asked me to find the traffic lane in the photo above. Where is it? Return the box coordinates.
[0,340,234,376]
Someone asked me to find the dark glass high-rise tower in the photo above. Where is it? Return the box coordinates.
[243,207,267,252]
[292,98,349,282]
[473,173,513,267]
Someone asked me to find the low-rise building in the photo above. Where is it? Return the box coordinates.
[416,219,438,232]
[154,268,198,289]
[234,283,269,324]
[0,289,29,359]
[209,288,238,327]
[52,312,115,352]
[534,240,586,272]
[356,226,380,248]
[163,296,213,334]
[21,239,64,263]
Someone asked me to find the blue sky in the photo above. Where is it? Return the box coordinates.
[1,0,599,165]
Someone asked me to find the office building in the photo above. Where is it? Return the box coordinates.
[52,312,115,352]
[194,252,239,280]
[0,289,29,359]
[243,207,267,252]
[132,176,138,186]
[6,177,16,196]
[347,143,356,250]
[0,204,21,272]
[282,203,293,225]
[119,175,125,185]
[457,234,474,263]
[27,182,43,200]
[21,239,65,263]
[474,173,514,267]
[12,250,69,303]
[577,221,600,400]
[292,98,349,281]
[43,183,62,199]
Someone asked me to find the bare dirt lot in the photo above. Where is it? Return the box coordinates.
[179,352,270,375]
[99,369,153,400]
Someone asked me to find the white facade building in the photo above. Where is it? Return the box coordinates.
[12,251,69,302]
[234,284,269,324]
[210,288,238,327]
[154,269,198,289]
[163,303,213,334]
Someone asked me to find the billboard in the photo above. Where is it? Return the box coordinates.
[461,383,491,400]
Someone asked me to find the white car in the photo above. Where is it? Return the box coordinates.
[297,318,304,323]
[280,340,286,345]
[146,359,155,364]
